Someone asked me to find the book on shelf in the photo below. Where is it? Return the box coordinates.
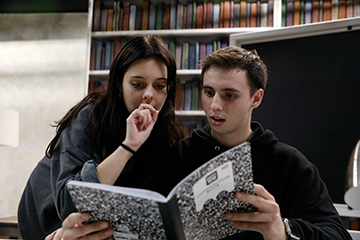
[287,0,295,26]
[185,2,193,29]
[199,42,206,66]
[123,2,131,30]
[323,0,332,20]
[176,3,184,29]
[312,0,320,22]
[156,2,164,30]
[250,1,258,27]
[175,80,185,110]
[260,0,269,26]
[188,43,196,70]
[129,5,136,30]
[234,2,240,27]
[294,0,301,25]
[192,1,197,29]
[202,2,207,28]
[206,42,213,55]
[135,6,143,30]
[90,46,95,71]
[305,0,312,23]
[107,9,114,31]
[170,0,178,29]
[119,8,124,30]
[181,41,189,70]
[168,38,176,58]
[93,0,101,31]
[223,0,231,28]
[206,2,213,28]
[213,2,221,28]
[195,42,200,69]
[319,0,324,21]
[113,0,120,31]
[196,3,204,28]
[257,0,261,27]
[230,0,235,28]
[346,0,354,17]
[100,8,108,31]
[163,3,171,29]
[95,41,103,70]
[191,77,200,110]
[175,43,182,69]
[67,142,256,240]
[149,3,156,30]
[104,40,112,71]
[142,0,150,30]
[220,1,224,27]
[184,80,192,111]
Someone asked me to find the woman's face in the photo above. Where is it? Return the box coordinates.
[122,58,168,113]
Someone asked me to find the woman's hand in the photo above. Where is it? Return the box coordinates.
[225,184,288,240]
[123,103,159,151]
[45,212,114,240]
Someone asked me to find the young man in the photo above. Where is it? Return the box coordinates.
[151,46,351,240]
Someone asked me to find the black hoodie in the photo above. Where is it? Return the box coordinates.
[148,122,351,240]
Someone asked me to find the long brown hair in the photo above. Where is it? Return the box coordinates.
[46,35,183,163]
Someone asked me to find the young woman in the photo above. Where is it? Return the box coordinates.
[18,35,184,240]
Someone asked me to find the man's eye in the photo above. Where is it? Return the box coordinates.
[204,90,214,96]
[226,93,236,99]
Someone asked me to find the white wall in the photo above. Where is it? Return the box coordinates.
[0,13,88,217]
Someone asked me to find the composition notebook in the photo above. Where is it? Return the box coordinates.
[67,141,256,240]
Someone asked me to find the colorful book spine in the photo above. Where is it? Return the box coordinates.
[156,2,163,30]
[142,0,150,30]
[182,42,189,69]
[149,4,156,30]
[184,80,192,110]
[129,5,137,30]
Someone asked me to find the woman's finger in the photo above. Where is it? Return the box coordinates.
[62,213,90,230]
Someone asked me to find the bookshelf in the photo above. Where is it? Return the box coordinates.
[85,0,360,134]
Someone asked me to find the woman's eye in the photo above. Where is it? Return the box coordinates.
[131,82,142,88]
[156,84,166,89]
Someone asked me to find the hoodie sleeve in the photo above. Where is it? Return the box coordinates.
[281,151,352,240]
[50,106,101,221]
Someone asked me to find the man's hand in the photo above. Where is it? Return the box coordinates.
[45,212,114,240]
[225,184,288,240]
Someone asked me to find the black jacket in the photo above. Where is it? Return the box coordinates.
[148,122,351,240]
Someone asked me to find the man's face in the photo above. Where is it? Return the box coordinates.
[202,67,262,145]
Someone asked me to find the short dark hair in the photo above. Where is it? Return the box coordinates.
[201,46,268,96]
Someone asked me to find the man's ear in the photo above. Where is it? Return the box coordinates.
[252,88,264,109]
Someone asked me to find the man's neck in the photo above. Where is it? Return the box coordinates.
[211,129,253,148]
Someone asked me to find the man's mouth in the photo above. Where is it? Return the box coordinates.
[210,116,225,126]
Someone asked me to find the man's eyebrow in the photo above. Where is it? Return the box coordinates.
[202,85,239,92]
[222,88,240,92]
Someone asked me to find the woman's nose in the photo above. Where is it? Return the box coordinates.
[143,87,154,104]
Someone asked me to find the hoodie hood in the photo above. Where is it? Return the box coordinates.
[191,121,279,152]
